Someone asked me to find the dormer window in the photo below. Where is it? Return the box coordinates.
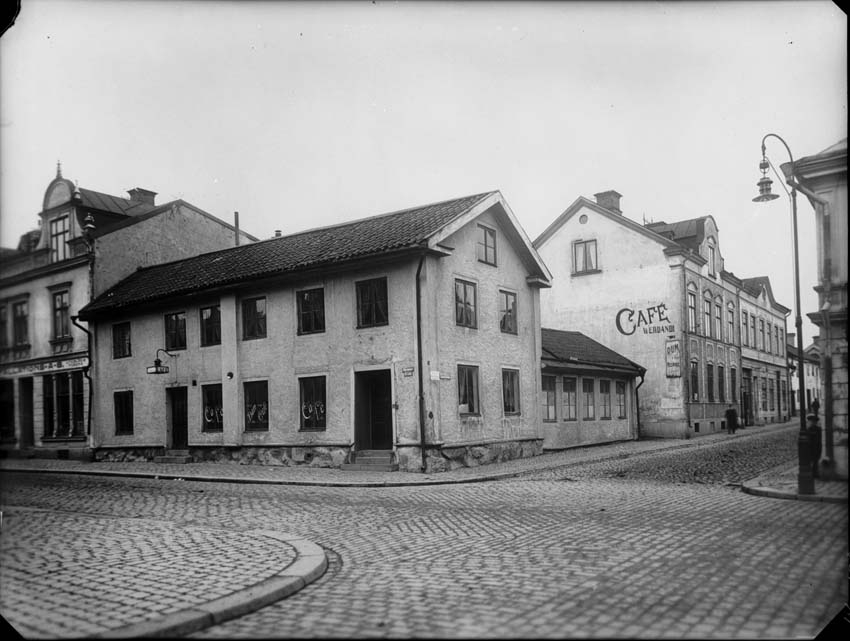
[49,215,70,262]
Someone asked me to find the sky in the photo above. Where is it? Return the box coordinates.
[0,0,846,346]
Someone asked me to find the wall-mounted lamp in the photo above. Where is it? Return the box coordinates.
[147,348,176,375]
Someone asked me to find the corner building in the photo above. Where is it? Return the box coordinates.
[534,190,790,438]
[78,192,552,472]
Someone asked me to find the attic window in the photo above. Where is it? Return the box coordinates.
[708,242,716,276]
[477,225,497,266]
[49,215,70,263]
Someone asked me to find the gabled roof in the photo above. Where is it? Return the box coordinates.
[80,191,550,320]
[541,328,645,375]
[741,276,791,314]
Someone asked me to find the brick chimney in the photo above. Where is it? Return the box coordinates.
[594,190,622,214]
[127,187,157,205]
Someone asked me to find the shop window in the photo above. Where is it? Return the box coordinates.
[300,376,327,430]
[499,290,517,334]
[542,375,556,421]
[165,312,187,350]
[356,278,388,328]
[297,288,325,335]
[112,322,131,359]
[114,390,134,435]
[244,381,269,431]
[455,279,477,329]
[502,369,521,415]
[582,378,595,419]
[457,365,480,415]
[573,239,598,274]
[242,297,267,339]
[477,225,497,266]
[202,384,223,432]
[562,377,577,421]
[200,305,221,346]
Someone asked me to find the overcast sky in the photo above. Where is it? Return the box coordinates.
[1,0,846,345]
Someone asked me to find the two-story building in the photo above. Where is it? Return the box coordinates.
[534,190,790,438]
[0,165,256,459]
[77,191,553,472]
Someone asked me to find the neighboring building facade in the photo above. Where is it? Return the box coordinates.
[534,190,789,439]
[540,328,644,449]
[783,138,847,479]
[738,277,791,426]
[786,337,822,417]
[0,166,256,459]
[78,191,553,472]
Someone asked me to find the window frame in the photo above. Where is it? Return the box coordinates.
[52,290,71,339]
[49,215,70,263]
[542,375,557,422]
[502,368,521,416]
[0,305,7,349]
[730,368,737,403]
[616,381,627,418]
[707,363,715,403]
[201,383,224,432]
[727,304,735,343]
[499,290,517,334]
[573,239,598,275]
[114,390,134,435]
[164,311,187,351]
[477,224,497,266]
[718,365,725,403]
[112,322,132,359]
[200,305,222,347]
[297,287,326,335]
[690,360,699,402]
[299,375,327,431]
[582,378,595,420]
[703,297,712,337]
[714,301,722,341]
[600,379,612,419]
[457,364,480,416]
[12,300,28,346]
[687,290,697,333]
[356,277,389,329]
[243,380,269,431]
[454,279,478,329]
[562,377,577,421]
[242,296,268,340]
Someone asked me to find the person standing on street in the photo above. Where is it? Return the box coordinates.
[725,404,739,434]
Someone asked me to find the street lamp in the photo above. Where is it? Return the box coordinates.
[753,133,814,495]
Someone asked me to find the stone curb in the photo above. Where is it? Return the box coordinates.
[740,484,847,504]
[92,532,328,639]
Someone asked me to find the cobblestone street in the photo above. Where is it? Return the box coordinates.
[1,425,846,638]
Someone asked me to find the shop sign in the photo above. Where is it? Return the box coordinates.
[666,339,681,378]
[0,356,89,377]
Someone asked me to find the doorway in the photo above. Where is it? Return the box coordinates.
[19,378,34,447]
[167,387,188,449]
[354,370,392,450]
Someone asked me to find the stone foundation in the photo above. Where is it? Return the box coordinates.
[396,439,543,473]
[94,445,350,468]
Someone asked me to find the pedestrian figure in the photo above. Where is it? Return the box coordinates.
[725,404,738,434]
[810,397,820,416]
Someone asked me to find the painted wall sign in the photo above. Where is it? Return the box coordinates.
[616,303,676,336]
[402,367,415,377]
[666,339,681,378]
[0,356,89,377]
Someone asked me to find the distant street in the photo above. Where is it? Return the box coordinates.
[1,426,846,639]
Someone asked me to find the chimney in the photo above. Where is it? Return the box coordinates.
[594,190,622,214]
[274,230,282,238]
[127,187,157,205]
[234,211,240,246]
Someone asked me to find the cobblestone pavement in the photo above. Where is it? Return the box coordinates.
[1,423,846,639]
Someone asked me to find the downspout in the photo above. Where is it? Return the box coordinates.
[415,251,428,472]
[71,315,93,439]
[634,369,645,439]
[681,264,691,436]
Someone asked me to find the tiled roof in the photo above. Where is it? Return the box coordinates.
[80,192,495,318]
[541,328,644,374]
[77,188,158,217]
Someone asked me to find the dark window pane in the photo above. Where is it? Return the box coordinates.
[300,376,327,429]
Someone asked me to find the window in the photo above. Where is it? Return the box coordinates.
[703,298,712,337]
[708,244,716,276]
[767,322,773,354]
[202,384,223,432]
[779,328,784,352]
[72,372,84,435]
[12,301,28,346]
[112,322,131,359]
[0,306,7,348]
[49,215,70,262]
[690,361,699,401]
[542,375,556,421]
[768,380,775,411]
[52,291,70,339]
[582,378,595,419]
[600,380,611,419]
[356,278,388,328]
[573,240,598,274]
[781,380,787,412]
[502,369,521,415]
[742,311,749,346]
[730,368,737,403]
[499,290,517,334]
[297,288,325,335]
[242,297,267,339]
[727,305,735,343]
[164,312,187,350]
[718,365,725,403]
[759,319,765,351]
[455,279,477,328]
[761,378,767,411]
[707,363,715,402]
[114,390,134,435]
[200,305,221,346]
[457,365,480,415]
[477,225,497,265]
[616,381,627,418]
[688,291,697,333]
[774,327,780,355]
[244,381,269,431]
[562,377,577,421]
[750,316,756,348]
[299,376,326,430]
[43,376,54,436]
[714,303,722,341]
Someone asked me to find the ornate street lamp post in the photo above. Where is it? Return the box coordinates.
[752,133,814,494]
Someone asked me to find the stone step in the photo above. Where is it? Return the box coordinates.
[341,449,398,472]
[154,450,191,464]
[340,462,399,472]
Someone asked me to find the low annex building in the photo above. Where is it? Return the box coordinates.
[540,328,645,449]
[78,191,553,472]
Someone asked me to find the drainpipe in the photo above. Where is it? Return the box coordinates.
[634,369,645,439]
[681,265,691,436]
[71,315,93,439]
[415,251,428,472]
